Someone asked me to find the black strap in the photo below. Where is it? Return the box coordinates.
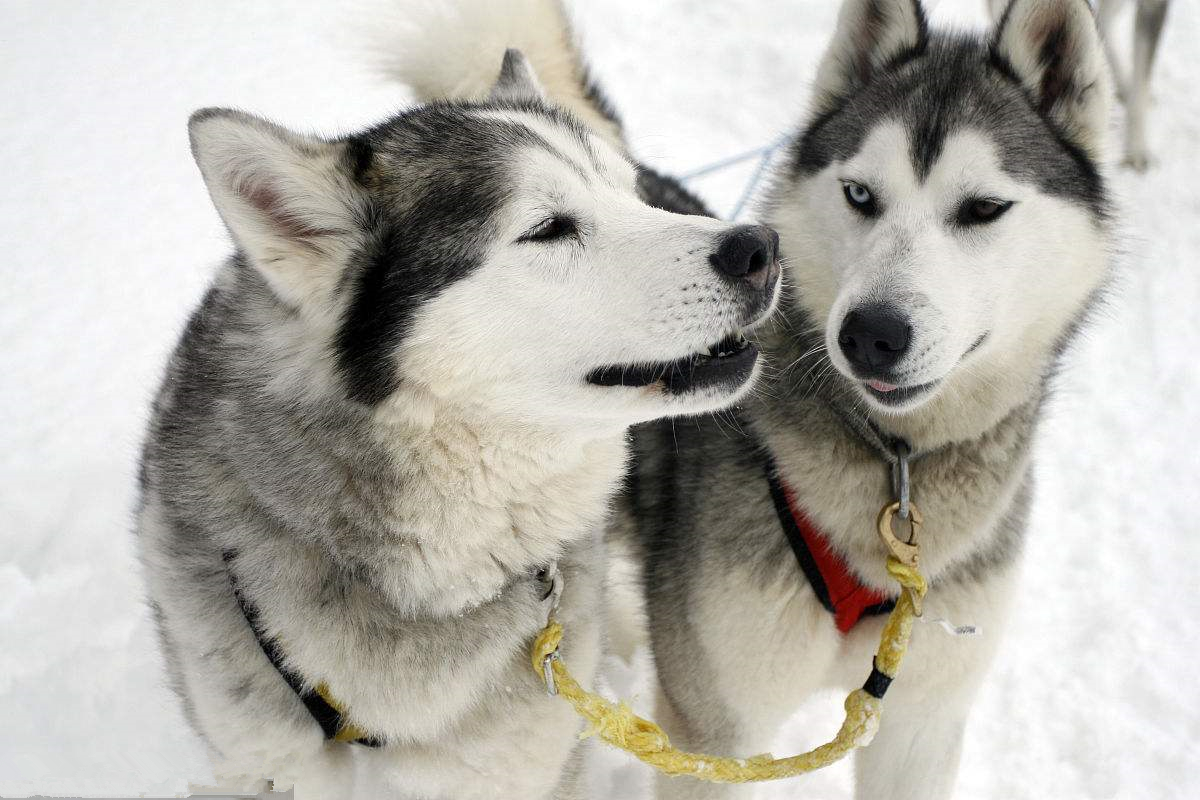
[764,459,835,614]
[222,551,383,748]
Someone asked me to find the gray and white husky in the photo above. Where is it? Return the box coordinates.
[493,0,1113,798]
[136,30,780,800]
[613,1,1116,798]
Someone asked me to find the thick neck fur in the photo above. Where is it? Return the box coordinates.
[744,294,1049,584]
[180,262,628,619]
[361,387,630,614]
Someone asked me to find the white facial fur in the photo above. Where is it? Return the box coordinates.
[191,103,778,432]
[397,111,776,429]
[779,122,1107,416]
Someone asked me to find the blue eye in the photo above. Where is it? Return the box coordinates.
[842,182,877,216]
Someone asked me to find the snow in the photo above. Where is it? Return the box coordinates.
[1,0,1197,797]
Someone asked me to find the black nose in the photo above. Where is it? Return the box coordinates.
[709,224,779,290]
[837,304,911,373]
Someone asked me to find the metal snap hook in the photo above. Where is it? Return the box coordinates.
[877,500,922,569]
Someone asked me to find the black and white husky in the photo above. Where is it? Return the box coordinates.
[478,0,1116,798]
[610,1,1116,798]
[136,33,780,800]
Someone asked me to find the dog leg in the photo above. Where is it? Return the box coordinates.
[852,566,1016,800]
[1124,0,1170,170]
[651,684,762,800]
[852,684,972,800]
[1095,0,1132,102]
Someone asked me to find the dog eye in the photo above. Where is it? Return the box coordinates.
[519,215,579,243]
[959,198,1014,226]
[842,182,877,217]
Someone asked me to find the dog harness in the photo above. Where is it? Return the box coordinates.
[765,461,895,633]
[222,550,384,747]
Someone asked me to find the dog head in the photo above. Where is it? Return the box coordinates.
[189,51,780,431]
[772,0,1112,417]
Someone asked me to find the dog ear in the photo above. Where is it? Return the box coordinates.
[810,0,928,115]
[488,48,547,103]
[991,0,1112,159]
[188,108,360,309]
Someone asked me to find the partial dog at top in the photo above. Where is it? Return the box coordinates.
[137,14,780,799]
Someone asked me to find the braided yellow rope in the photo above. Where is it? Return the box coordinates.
[531,556,927,783]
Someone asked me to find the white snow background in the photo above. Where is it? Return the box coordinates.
[1,0,1197,797]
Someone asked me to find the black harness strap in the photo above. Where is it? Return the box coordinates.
[764,458,895,631]
[765,461,835,615]
[222,550,383,748]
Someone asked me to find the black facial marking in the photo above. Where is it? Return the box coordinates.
[793,34,1107,216]
[335,102,595,405]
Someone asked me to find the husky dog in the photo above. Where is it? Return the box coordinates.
[990,0,1170,170]
[137,36,780,800]
[559,0,1106,797]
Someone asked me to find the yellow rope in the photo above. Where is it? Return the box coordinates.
[530,556,927,783]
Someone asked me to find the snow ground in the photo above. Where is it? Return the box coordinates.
[1,0,1197,797]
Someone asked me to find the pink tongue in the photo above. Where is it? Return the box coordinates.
[867,379,898,393]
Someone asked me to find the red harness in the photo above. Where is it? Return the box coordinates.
[765,462,895,633]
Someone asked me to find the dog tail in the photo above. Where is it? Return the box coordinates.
[366,0,626,151]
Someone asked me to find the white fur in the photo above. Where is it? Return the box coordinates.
[395,123,768,430]
[363,0,625,151]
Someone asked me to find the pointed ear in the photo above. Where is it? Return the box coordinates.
[487,48,547,104]
[810,0,928,115]
[188,108,361,308]
[991,0,1112,158]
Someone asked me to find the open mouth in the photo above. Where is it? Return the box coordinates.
[863,378,939,406]
[586,332,758,395]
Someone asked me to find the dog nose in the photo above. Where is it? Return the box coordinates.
[838,305,911,373]
[710,224,779,291]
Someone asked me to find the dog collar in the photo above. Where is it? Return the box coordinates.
[764,460,895,633]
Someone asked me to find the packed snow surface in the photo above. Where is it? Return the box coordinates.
[1,1,1197,797]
